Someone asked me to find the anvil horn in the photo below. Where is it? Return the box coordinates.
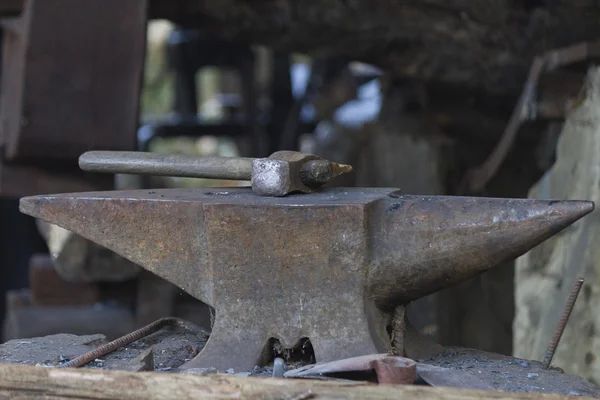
[368,195,594,307]
[19,190,216,305]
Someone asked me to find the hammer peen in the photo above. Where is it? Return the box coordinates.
[79,150,352,197]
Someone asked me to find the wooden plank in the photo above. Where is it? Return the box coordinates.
[0,0,146,162]
[0,363,590,400]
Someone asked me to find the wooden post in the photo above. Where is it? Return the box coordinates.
[0,0,146,196]
[0,0,146,161]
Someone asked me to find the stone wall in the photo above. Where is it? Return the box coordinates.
[514,66,600,385]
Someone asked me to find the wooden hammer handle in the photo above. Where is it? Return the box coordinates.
[79,151,254,181]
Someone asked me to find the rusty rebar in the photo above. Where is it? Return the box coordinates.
[543,277,584,369]
[57,317,205,368]
[390,305,405,356]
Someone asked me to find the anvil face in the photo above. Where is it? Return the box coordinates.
[19,187,593,371]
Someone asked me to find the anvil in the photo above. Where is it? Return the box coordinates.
[19,187,593,371]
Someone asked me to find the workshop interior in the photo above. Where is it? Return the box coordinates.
[1,2,600,399]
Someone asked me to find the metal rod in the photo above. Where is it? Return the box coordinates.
[57,317,205,368]
[543,277,584,369]
[79,151,254,181]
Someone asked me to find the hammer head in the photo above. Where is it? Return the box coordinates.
[251,151,352,196]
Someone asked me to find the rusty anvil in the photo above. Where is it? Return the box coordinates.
[19,150,594,371]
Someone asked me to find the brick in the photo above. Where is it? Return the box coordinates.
[28,254,99,306]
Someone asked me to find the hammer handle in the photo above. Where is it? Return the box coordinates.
[79,151,254,181]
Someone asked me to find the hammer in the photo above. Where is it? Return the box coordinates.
[79,150,352,197]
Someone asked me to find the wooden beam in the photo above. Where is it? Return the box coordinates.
[0,364,592,400]
[148,0,600,95]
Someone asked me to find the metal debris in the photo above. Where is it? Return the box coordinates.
[283,353,493,388]
[57,317,206,368]
[371,356,416,384]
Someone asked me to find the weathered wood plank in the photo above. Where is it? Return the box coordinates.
[0,0,146,162]
[515,66,600,384]
[0,364,592,400]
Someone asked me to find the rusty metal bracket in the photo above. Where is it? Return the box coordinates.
[284,353,494,389]
[19,186,593,371]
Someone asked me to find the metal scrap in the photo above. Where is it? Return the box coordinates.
[283,353,413,384]
[371,356,416,384]
[283,353,493,388]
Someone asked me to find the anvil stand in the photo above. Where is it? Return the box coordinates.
[19,186,593,373]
